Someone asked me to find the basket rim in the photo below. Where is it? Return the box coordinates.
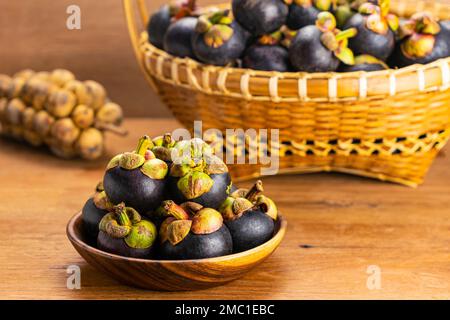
[141,36,450,102]
[143,37,450,80]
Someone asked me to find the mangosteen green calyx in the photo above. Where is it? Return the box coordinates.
[159,204,232,260]
[151,133,176,164]
[168,139,232,209]
[287,0,334,30]
[147,0,197,49]
[164,16,198,59]
[243,30,291,72]
[390,12,450,68]
[82,182,113,241]
[333,0,376,28]
[339,54,388,72]
[343,0,399,61]
[232,0,290,36]
[103,135,168,216]
[290,12,358,72]
[334,1,354,29]
[192,10,249,66]
[219,180,277,253]
[97,203,157,258]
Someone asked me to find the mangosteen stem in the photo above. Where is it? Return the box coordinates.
[379,0,390,18]
[245,180,264,202]
[135,135,152,156]
[163,133,172,147]
[160,200,190,220]
[113,203,131,227]
[335,28,357,41]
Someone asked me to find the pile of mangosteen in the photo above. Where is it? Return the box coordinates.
[81,135,279,260]
[147,0,449,72]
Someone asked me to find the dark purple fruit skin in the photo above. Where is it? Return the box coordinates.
[103,167,166,216]
[289,25,340,72]
[192,21,249,66]
[232,0,289,36]
[243,45,290,72]
[168,173,232,209]
[225,209,274,253]
[339,63,386,72]
[287,4,320,30]
[158,225,233,260]
[147,5,171,49]
[389,23,450,68]
[163,17,198,59]
[344,13,395,61]
[97,231,153,259]
[441,20,450,33]
[81,198,108,242]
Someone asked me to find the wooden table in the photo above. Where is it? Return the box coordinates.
[1,118,449,299]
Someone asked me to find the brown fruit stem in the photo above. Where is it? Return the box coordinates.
[245,180,264,202]
[163,133,173,147]
[95,121,128,136]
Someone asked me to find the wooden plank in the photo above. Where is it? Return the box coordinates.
[0,118,449,299]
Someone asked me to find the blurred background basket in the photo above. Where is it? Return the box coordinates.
[124,0,450,187]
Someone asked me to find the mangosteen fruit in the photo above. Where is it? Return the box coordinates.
[343,0,398,61]
[97,203,157,259]
[390,12,450,68]
[168,138,232,209]
[103,135,168,216]
[289,12,358,72]
[339,54,388,72]
[81,184,113,241]
[219,180,277,253]
[192,10,249,66]
[441,20,450,33]
[287,0,334,30]
[164,16,198,58]
[242,30,291,72]
[232,0,290,36]
[147,1,197,49]
[158,205,232,260]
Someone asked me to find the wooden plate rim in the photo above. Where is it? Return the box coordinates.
[66,211,287,264]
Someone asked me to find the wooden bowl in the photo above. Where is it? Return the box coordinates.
[66,211,287,291]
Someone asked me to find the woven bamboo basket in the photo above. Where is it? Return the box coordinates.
[124,0,450,187]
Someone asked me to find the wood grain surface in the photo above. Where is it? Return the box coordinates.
[1,118,449,299]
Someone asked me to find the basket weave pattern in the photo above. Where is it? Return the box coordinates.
[125,0,450,187]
